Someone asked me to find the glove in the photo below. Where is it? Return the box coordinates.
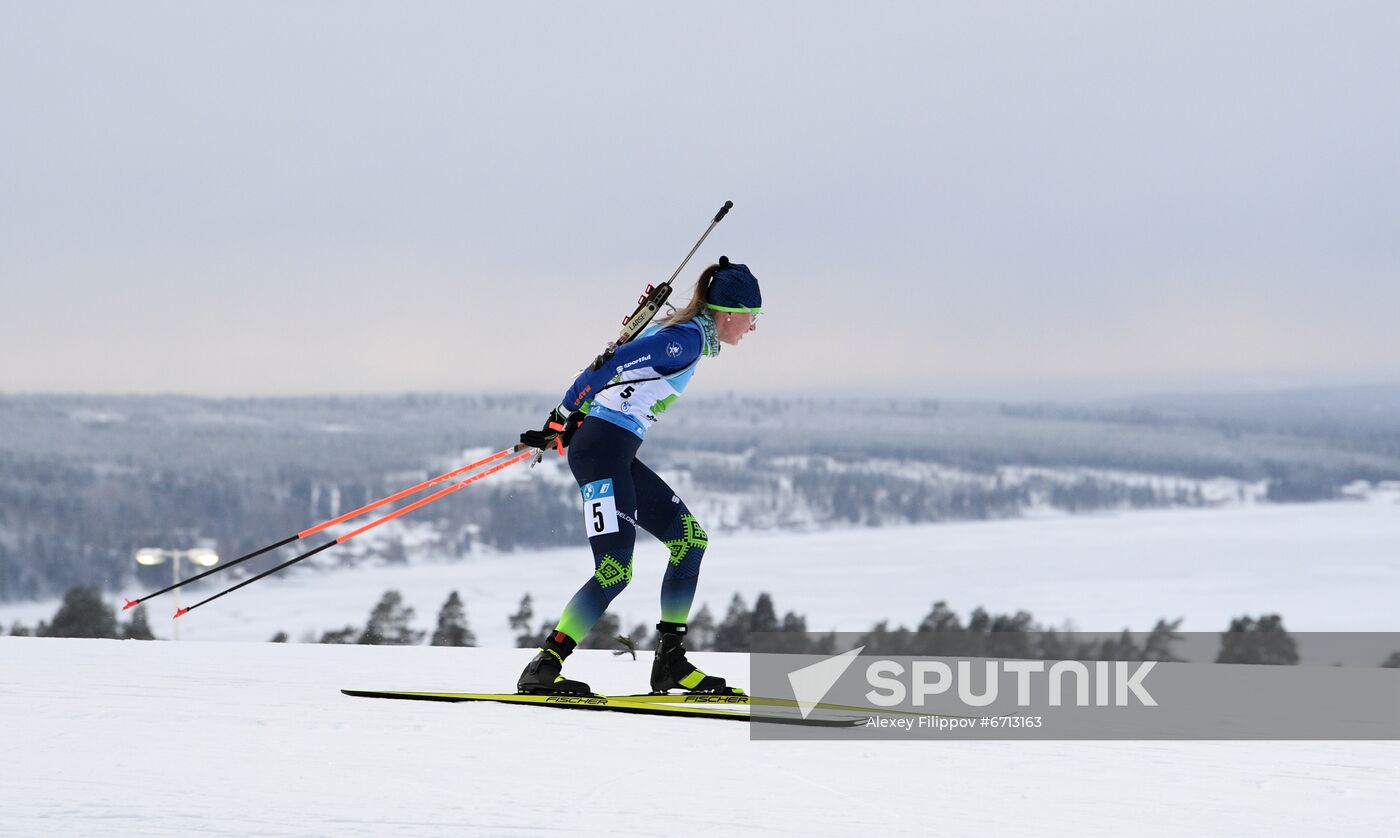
[519,406,570,455]
[560,410,585,448]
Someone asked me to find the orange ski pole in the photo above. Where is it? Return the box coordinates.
[122,446,518,611]
[173,448,536,618]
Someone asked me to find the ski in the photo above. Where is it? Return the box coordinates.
[612,693,974,719]
[340,689,866,727]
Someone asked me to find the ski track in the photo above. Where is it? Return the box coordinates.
[1,639,1396,837]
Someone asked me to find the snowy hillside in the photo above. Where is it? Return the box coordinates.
[1,638,1396,837]
[9,389,1400,603]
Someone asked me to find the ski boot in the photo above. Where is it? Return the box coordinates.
[650,621,743,694]
[517,630,592,695]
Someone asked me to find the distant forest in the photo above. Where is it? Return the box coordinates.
[3,387,1400,601]
[13,584,1400,670]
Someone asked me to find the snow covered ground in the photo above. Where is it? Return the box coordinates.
[3,496,1398,835]
[4,493,1398,643]
[0,638,1395,837]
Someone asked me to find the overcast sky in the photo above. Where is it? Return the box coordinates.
[2,2,1397,400]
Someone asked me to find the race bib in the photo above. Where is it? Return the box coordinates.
[581,479,618,538]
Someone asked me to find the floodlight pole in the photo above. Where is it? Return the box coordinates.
[135,548,219,640]
[170,553,183,640]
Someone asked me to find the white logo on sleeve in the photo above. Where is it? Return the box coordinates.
[666,341,682,358]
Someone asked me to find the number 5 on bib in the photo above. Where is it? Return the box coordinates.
[581,479,619,537]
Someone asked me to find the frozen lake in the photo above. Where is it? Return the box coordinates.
[3,493,1397,644]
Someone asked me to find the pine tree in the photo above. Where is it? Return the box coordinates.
[578,612,621,649]
[1382,651,1400,668]
[270,631,289,643]
[431,591,476,647]
[121,605,156,640]
[751,593,780,635]
[917,601,963,634]
[779,611,808,634]
[712,594,751,652]
[755,610,816,654]
[9,622,32,637]
[42,586,118,639]
[319,626,359,644]
[509,594,537,647]
[623,623,651,654]
[859,619,910,656]
[1038,627,1070,660]
[1097,629,1141,662]
[1216,615,1299,665]
[687,604,716,651]
[358,590,425,646]
[1142,618,1186,662]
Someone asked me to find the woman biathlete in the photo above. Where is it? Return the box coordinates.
[515,258,761,696]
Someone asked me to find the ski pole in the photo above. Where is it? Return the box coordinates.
[174,447,535,618]
[123,446,519,611]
